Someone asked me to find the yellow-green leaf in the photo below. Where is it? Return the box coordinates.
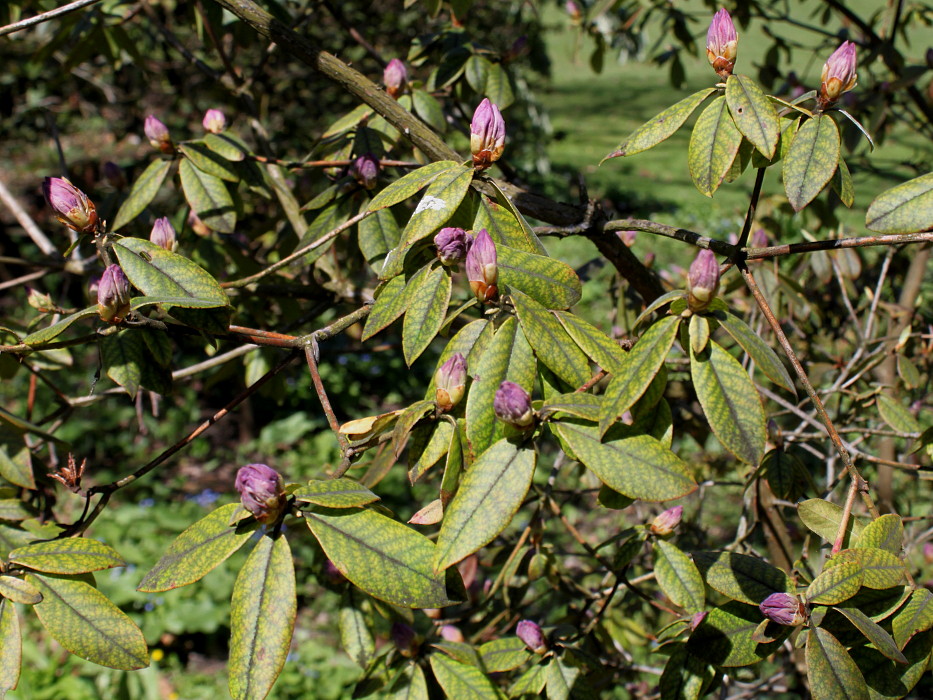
[654,540,705,613]
[499,246,582,310]
[783,114,841,212]
[806,561,863,605]
[855,513,903,555]
[694,550,793,605]
[179,141,240,182]
[834,606,907,665]
[368,161,459,212]
[111,159,172,231]
[408,420,455,483]
[877,394,921,434]
[554,311,625,373]
[429,653,501,700]
[831,157,855,208]
[725,74,779,159]
[866,171,933,234]
[849,630,933,700]
[293,478,379,509]
[0,575,41,604]
[713,308,795,393]
[893,589,933,650]
[0,598,21,695]
[338,591,374,669]
[402,265,451,366]
[179,158,236,233]
[831,548,906,589]
[113,238,228,307]
[9,538,124,574]
[359,206,400,274]
[22,306,98,347]
[806,628,869,700]
[512,290,590,387]
[479,637,532,673]
[688,95,743,197]
[798,498,865,546]
[361,272,419,341]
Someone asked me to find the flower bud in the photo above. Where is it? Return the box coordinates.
[350,153,380,190]
[494,381,534,429]
[202,108,227,134]
[465,229,498,302]
[150,217,177,251]
[565,1,581,21]
[819,41,858,107]
[435,353,467,412]
[144,115,174,153]
[383,59,408,99]
[234,463,286,523]
[97,264,132,323]
[439,625,464,643]
[102,161,126,190]
[470,98,506,171]
[391,622,419,658]
[42,177,99,234]
[759,592,805,626]
[649,505,683,536]
[434,227,473,265]
[706,8,738,79]
[687,249,720,313]
[516,620,548,654]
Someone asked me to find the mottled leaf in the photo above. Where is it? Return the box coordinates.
[714,309,795,393]
[101,330,144,399]
[831,548,906,590]
[688,95,743,197]
[113,238,228,307]
[876,394,921,434]
[359,206,400,273]
[555,311,625,373]
[111,159,172,231]
[694,550,793,605]
[179,141,240,182]
[362,272,419,341]
[9,538,124,574]
[403,265,451,365]
[429,653,501,699]
[0,575,41,604]
[0,598,21,695]
[725,74,779,158]
[783,114,841,211]
[408,420,455,483]
[654,539,705,613]
[604,88,715,160]
[499,246,582,310]
[22,306,98,346]
[855,514,904,555]
[339,592,374,668]
[687,601,790,667]
[293,478,379,509]
[368,161,459,212]
[835,606,907,665]
[892,588,933,650]
[479,636,531,673]
[865,172,933,234]
[512,290,590,387]
[806,627,869,700]
[179,158,236,233]
[807,561,863,605]
[798,498,865,546]
[849,630,933,700]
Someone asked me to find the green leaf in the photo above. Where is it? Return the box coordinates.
[484,62,514,109]
[806,561,863,605]
[425,319,490,401]
[479,637,532,673]
[293,478,379,509]
[714,309,795,393]
[831,548,906,590]
[545,655,581,700]
[604,88,715,161]
[691,340,766,464]
[509,662,547,697]
[0,574,42,604]
[204,132,247,161]
[834,606,907,665]
[322,103,373,138]
[137,503,258,592]
[654,540,705,613]
[483,180,547,254]
[633,290,686,329]
[368,161,459,212]
[101,329,144,399]
[388,662,429,700]
[688,313,709,354]
[361,272,418,341]
[434,439,536,571]
[178,158,236,233]
[687,601,790,667]
[9,538,124,574]
[179,141,240,182]
[892,589,933,649]
[359,206,400,273]
[876,394,921,434]
[783,114,841,212]
[22,306,98,346]
[688,95,743,197]
[659,645,715,700]
[412,89,446,133]
[465,55,490,93]
[429,653,501,700]
[28,573,149,670]
[0,598,21,695]
[464,317,535,456]
[693,550,793,605]
[849,630,933,700]
[111,159,172,231]
[304,506,463,608]
[113,238,228,306]
[762,449,809,500]
[831,157,855,208]
[473,196,540,255]
[408,420,455,483]
[0,499,36,522]
[855,514,904,555]
[600,315,680,436]
[229,535,296,700]
[806,627,869,700]
[798,498,865,546]
[865,171,933,234]
[391,399,435,458]
[540,392,602,422]
[554,311,625,373]
[403,265,451,366]
[725,75,780,159]
[511,290,590,387]
[555,421,697,501]
[338,592,374,668]
[499,246,582,311]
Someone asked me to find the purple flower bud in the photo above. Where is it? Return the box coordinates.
[924,542,933,565]
[42,177,98,234]
[749,228,768,249]
[819,41,858,106]
[565,1,581,21]
[435,353,467,412]
[102,161,126,189]
[350,153,380,190]
[383,59,408,99]
[649,505,683,536]
[144,115,174,153]
[97,264,132,323]
[391,622,419,657]
[234,463,286,523]
[465,229,498,302]
[687,249,720,312]
[439,625,464,643]
[470,99,506,171]
[759,592,804,626]
[434,227,473,265]
[150,217,177,251]
[202,109,227,134]
[516,620,548,654]
[706,8,738,79]
[494,381,534,429]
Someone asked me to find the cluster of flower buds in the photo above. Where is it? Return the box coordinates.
[435,353,467,412]
[759,592,806,626]
[434,227,473,266]
[818,41,858,108]
[465,229,498,302]
[686,249,721,313]
[202,108,227,134]
[516,620,548,654]
[144,115,174,154]
[97,264,132,323]
[470,98,505,171]
[42,177,99,234]
[150,217,178,252]
[383,59,408,99]
[350,153,380,190]
[649,505,683,537]
[235,463,287,523]
[494,381,535,430]
[706,8,738,80]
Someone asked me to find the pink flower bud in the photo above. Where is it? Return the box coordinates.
[706,8,738,79]
[144,115,174,153]
[383,59,408,99]
[759,592,805,626]
[465,229,498,302]
[565,1,581,21]
[690,611,707,630]
[649,505,683,536]
[97,264,132,323]
[234,463,286,523]
[439,625,464,643]
[42,177,99,234]
[202,109,227,134]
[687,249,720,312]
[470,99,505,171]
[819,41,858,106]
[516,620,548,654]
[494,381,534,429]
[350,153,380,190]
[435,353,467,412]
[434,227,473,265]
[150,217,177,251]
[391,622,419,657]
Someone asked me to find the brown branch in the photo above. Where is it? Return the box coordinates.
[0,0,101,37]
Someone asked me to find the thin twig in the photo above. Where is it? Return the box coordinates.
[0,0,101,37]
[0,178,59,257]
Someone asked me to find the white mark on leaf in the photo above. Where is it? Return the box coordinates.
[414,196,446,215]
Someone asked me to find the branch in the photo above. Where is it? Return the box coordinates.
[0,0,101,37]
